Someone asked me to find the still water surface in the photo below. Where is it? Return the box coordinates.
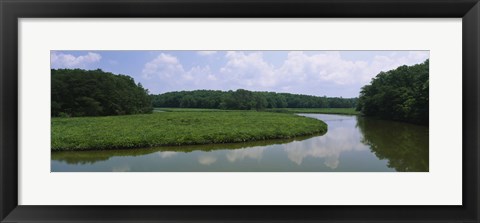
[51,114,428,172]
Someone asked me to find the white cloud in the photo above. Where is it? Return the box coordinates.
[215,51,428,96]
[366,51,429,82]
[197,51,217,56]
[408,51,429,61]
[50,52,101,69]
[220,51,275,88]
[142,53,216,92]
[213,51,371,94]
[142,51,429,96]
[277,51,369,85]
[142,53,185,80]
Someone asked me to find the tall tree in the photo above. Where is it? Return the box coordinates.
[51,69,153,117]
[151,90,358,110]
[356,59,429,125]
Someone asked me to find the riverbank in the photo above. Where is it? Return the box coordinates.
[52,134,321,164]
[266,108,360,115]
[155,107,360,115]
[51,111,327,151]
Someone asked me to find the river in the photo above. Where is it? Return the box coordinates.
[51,114,429,172]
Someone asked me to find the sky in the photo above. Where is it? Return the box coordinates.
[50,50,429,98]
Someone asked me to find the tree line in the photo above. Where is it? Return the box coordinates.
[356,59,429,125]
[52,69,153,117]
[51,69,359,117]
[151,89,358,110]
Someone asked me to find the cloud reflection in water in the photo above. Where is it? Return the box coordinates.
[283,126,368,168]
[226,146,265,162]
[215,115,368,169]
[198,154,218,165]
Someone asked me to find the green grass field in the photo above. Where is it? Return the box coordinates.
[51,111,327,151]
[154,108,228,112]
[266,108,360,115]
[157,107,359,115]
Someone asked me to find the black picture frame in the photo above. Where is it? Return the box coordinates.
[1,0,479,222]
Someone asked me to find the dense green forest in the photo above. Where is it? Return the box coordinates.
[51,69,152,117]
[151,89,358,110]
[356,60,429,125]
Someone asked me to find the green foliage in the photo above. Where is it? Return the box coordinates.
[51,69,153,117]
[155,108,227,112]
[356,60,429,125]
[155,107,359,115]
[151,89,357,110]
[51,112,327,151]
[267,108,360,115]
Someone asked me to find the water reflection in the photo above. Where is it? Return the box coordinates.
[282,125,368,168]
[356,117,429,171]
[51,114,428,172]
[51,136,314,165]
[198,154,217,165]
[226,146,265,162]
[159,151,177,159]
[112,165,131,172]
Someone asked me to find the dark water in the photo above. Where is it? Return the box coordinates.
[51,114,429,172]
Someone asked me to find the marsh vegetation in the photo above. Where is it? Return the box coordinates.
[51,58,429,172]
[51,111,327,151]
[52,114,428,172]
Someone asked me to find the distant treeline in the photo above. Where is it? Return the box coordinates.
[52,69,152,117]
[151,89,358,110]
[356,59,429,125]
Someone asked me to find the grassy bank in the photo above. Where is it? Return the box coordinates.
[154,108,227,112]
[52,111,327,151]
[267,108,360,115]
[156,107,359,115]
[52,135,320,164]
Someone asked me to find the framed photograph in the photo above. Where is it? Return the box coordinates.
[1,0,479,222]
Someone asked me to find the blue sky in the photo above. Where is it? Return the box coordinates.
[51,50,429,97]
